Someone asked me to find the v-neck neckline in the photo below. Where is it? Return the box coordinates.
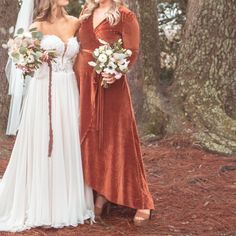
[92,11,107,31]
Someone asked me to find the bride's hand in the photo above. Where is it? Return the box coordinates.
[102,72,116,84]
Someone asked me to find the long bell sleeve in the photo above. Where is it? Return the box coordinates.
[122,12,140,68]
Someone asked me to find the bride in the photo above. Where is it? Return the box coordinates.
[0,0,94,232]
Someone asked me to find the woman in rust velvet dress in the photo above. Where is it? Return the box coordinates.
[75,0,154,225]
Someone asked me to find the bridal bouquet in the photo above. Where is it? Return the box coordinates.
[88,39,132,88]
[3,27,57,78]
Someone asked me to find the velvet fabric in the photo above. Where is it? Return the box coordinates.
[75,6,154,210]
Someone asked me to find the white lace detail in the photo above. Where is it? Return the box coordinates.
[40,35,79,73]
[51,59,74,73]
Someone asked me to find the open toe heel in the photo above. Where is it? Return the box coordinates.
[133,209,153,227]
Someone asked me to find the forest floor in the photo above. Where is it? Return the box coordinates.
[0,133,236,236]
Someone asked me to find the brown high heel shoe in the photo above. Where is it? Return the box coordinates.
[133,209,152,227]
[94,195,111,222]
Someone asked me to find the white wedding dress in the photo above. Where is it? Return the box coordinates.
[0,35,94,232]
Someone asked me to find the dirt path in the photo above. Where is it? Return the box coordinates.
[0,134,236,236]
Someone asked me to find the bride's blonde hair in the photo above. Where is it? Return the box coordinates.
[80,0,125,26]
[33,0,68,22]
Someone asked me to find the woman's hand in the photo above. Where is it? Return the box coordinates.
[102,72,116,84]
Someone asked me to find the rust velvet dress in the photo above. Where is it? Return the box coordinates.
[75,6,154,210]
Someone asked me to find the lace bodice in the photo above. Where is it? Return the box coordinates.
[40,35,79,73]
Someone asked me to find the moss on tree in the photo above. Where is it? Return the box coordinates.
[170,0,236,155]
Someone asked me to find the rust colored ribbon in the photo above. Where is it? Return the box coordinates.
[48,61,53,157]
[95,73,104,150]
[82,49,105,150]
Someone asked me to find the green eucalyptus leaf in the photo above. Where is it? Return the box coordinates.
[29,27,37,32]
[32,31,43,40]
[17,28,24,35]
[19,47,27,54]
[11,52,20,59]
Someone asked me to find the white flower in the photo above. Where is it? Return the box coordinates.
[105,49,113,56]
[14,38,22,47]
[94,49,100,57]
[2,43,8,49]
[98,54,108,63]
[113,53,126,60]
[118,59,130,72]
[126,49,132,57]
[104,67,116,74]
[88,61,97,67]
[107,61,117,70]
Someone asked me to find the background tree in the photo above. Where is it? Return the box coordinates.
[0,0,19,130]
[128,0,168,138]
[66,0,83,17]
[170,0,236,155]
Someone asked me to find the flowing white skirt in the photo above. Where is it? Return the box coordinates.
[0,70,94,232]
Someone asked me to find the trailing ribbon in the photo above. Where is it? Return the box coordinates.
[81,49,104,150]
[48,61,53,157]
[94,72,104,150]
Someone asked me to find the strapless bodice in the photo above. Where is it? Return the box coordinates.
[39,35,79,73]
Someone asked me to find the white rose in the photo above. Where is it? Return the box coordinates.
[98,54,108,63]
[105,49,113,56]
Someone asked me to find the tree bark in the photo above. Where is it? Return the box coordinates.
[128,0,168,137]
[170,0,236,155]
[0,0,18,130]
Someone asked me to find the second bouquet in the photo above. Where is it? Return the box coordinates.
[88,39,132,88]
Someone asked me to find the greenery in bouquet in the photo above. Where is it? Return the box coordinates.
[2,27,57,78]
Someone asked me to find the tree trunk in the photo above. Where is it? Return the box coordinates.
[170,0,236,155]
[128,0,168,137]
[0,0,18,130]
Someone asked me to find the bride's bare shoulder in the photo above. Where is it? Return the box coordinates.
[65,15,80,32]
[29,21,43,31]
[66,15,80,26]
